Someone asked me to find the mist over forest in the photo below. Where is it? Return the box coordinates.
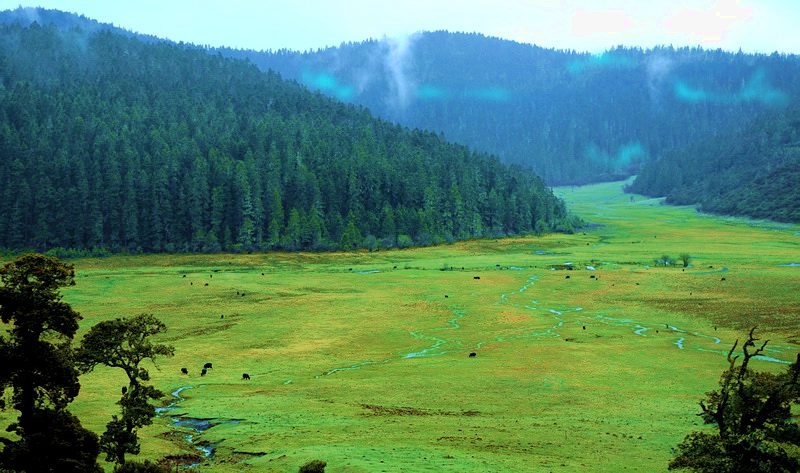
[223,32,799,222]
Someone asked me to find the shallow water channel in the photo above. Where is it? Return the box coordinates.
[317,270,795,378]
[156,386,241,464]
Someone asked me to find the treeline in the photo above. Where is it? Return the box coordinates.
[627,106,800,223]
[221,31,800,184]
[0,23,569,254]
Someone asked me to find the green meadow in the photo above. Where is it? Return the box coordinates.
[9,181,800,472]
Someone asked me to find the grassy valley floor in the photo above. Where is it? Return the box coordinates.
[7,180,799,472]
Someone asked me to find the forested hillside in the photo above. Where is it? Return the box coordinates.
[222,31,800,185]
[628,106,800,223]
[0,22,569,254]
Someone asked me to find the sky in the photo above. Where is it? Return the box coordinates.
[3,0,799,54]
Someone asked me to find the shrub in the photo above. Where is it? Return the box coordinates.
[655,254,674,267]
[299,459,327,473]
[114,460,171,472]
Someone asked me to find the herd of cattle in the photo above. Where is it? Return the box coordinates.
[180,363,250,380]
[173,269,491,385]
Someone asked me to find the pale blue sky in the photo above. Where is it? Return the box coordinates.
[3,0,798,54]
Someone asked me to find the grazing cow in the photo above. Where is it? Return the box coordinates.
[190,282,193,285]
[444,295,449,298]
[262,272,265,276]
[565,275,570,279]
[590,275,595,279]
[204,283,209,286]
[582,326,586,330]
[473,276,481,280]
[721,277,726,281]
[203,362,213,370]
[468,352,477,358]
[181,368,188,375]
[393,266,397,269]
[220,314,224,319]
[182,274,186,278]
[241,293,245,297]
[122,386,128,395]
[201,368,207,377]
[236,291,239,295]
[242,373,251,380]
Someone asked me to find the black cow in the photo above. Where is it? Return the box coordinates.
[201,368,207,376]
[468,352,477,358]
[203,362,213,370]
[180,367,188,375]
[565,275,570,279]
[473,276,481,280]
[122,386,128,395]
[242,373,251,380]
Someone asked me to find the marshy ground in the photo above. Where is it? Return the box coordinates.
[16,180,798,472]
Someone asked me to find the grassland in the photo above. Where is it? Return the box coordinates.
[6,180,800,472]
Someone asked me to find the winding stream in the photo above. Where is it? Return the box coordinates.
[156,386,241,464]
[318,270,795,377]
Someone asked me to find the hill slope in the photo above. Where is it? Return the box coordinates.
[222,31,800,185]
[627,106,800,223]
[0,22,568,254]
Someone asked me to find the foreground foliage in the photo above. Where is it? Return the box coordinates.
[0,254,101,472]
[670,328,800,472]
[78,314,175,466]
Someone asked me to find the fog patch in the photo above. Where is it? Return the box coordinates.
[673,68,788,106]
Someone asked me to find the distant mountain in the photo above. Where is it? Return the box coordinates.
[0,20,569,254]
[220,32,800,185]
[627,106,800,223]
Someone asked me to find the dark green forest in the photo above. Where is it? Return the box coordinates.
[0,22,569,254]
[221,31,800,186]
[628,105,800,222]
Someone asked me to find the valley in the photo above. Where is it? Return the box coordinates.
[55,180,799,472]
